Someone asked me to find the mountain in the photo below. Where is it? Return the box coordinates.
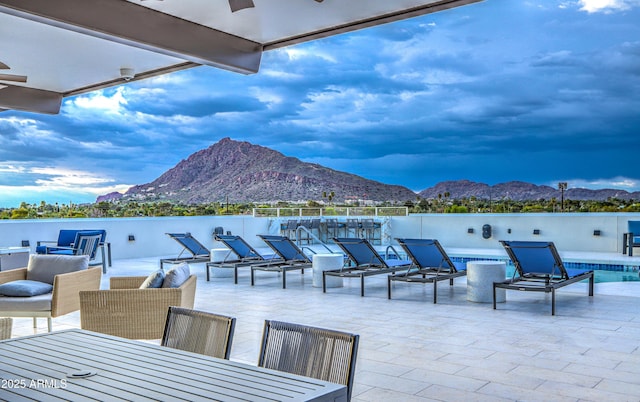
[97,139,640,204]
[106,138,417,204]
[418,180,640,201]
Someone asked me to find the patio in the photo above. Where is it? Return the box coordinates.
[8,254,640,401]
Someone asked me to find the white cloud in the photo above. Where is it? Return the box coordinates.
[0,164,134,207]
[578,0,640,13]
[31,167,113,187]
[560,177,640,191]
[283,47,337,63]
[261,69,303,80]
[250,87,283,106]
[66,86,128,115]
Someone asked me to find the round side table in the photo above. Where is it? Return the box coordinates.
[209,248,234,278]
[312,254,343,288]
[466,261,506,303]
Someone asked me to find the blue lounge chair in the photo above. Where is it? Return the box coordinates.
[160,233,210,269]
[251,235,312,289]
[37,229,109,273]
[389,238,467,303]
[623,221,640,256]
[495,240,594,315]
[324,238,412,297]
[208,234,280,283]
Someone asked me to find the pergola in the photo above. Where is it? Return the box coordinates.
[0,0,480,114]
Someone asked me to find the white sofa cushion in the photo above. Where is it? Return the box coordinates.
[162,263,191,288]
[140,269,165,289]
[0,294,52,312]
[26,255,89,285]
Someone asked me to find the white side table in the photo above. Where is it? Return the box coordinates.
[0,247,30,271]
[466,261,506,303]
[312,254,343,288]
[209,248,234,278]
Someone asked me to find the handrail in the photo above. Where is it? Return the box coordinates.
[295,226,335,254]
[385,245,403,260]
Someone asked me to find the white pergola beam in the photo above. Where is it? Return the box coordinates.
[0,0,262,74]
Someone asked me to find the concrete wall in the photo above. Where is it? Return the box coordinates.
[1,213,639,260]
[389,213,638,253]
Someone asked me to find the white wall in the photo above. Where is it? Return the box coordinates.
[390,213,636,253]
[1,213,638,260]
[0,216,270,260]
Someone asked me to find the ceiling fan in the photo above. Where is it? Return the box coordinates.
[229,0,323,13]
[0,61,28,83]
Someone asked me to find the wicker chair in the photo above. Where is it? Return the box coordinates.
[0,317,12,340]
[161,306,236,359]
[79,275,197,339]
[258,320,359,401]
[0,255,101,332]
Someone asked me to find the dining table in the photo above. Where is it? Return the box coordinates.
[0,329,347,401]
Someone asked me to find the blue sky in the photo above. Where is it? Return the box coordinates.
[1,0,639,208]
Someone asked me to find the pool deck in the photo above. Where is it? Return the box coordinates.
[8,254,640,401]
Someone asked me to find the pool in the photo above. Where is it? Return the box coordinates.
[452,257,640,283]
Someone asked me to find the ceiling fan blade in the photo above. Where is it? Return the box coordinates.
[0,61,10,70]
[0,73,28,83]
[229,0,254,12]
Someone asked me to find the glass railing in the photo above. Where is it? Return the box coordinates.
[252,206,408,217]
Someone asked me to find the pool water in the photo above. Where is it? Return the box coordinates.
[503,265,640,283]
[453,257,640,283]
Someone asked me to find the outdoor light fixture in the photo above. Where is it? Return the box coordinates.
[128,235,135,242]
[120,67,135,81]
[533,229,540,235]
[467,228,474,234]
[507,228,512,234]
[593,230,601,236]
[229,0,254,12]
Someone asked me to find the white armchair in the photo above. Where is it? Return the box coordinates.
[0,254,102,332]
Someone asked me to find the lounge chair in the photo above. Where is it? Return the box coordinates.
[388,238,467,303]
[207,234,280,283]
[37,229,109,273]
[623,221,640,256]
[323,238,412,297]
[495,240,594,315]
[160,233,210,269]
[250,235,312,289]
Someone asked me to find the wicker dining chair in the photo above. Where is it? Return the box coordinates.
[258,320,359,401]
[0,317,12,340]
[161,306,236,359]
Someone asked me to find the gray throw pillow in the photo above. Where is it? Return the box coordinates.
[140,269,165,289]
[26,254,89,285]
[162,263,191,288]
[0,280,53,297]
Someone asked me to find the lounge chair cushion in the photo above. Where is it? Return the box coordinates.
[140,269,166,289]
[162,263,191,288]
[0,280,53,297]
[26,254,90,285]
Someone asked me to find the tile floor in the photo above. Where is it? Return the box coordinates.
[9,256,640,401]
